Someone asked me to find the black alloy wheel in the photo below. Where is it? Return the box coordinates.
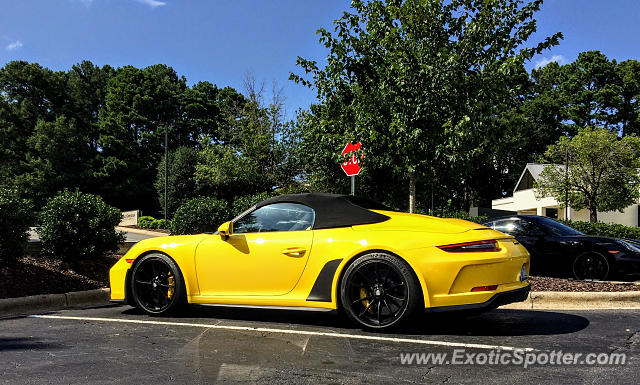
[131,253,186,315]
[340,253,421,330]
[573,252,610,281]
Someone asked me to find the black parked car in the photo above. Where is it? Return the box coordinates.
[482,215,640,280]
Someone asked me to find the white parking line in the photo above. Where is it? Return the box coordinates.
[29,314,536,352]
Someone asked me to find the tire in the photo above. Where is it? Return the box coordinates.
[339,252,422,330]
[572,252,610,281]
[131,253,186,315]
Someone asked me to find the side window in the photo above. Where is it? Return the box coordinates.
[492,219,542,236]
[233,203,315,234]
[492,219,524,236]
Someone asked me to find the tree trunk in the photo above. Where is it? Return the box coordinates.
[409,175,416,213]
[589,203,598,223]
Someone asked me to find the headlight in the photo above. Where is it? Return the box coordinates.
[617,239,640,254]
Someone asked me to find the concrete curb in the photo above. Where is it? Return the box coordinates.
[501,291,640,310]
[115,226,168,237]
[0,288,111,317]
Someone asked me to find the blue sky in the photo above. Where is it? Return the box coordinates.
[1,0,639,116]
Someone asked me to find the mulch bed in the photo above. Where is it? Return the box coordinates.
[0,254,121,299]
[529,276,640,292]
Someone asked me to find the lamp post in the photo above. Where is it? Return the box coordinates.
[164,123,170,228]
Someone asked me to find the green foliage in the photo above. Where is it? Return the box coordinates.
[155,147,200,218]
[194,143,268,201]
[291,0,562,210]
[137,216,156,229]
[431,210,489,225]
[138,216,167,229]
[0,188,33,262]
[169,197,231,235]
[558,219,640,240]
[535,127,640,222]
[153,219,167,229]
[37,190,125,261]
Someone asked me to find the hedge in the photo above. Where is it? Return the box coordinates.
[138,216,166,229]
[558,219,640,240]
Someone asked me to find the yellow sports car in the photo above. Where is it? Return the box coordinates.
[110,193,530,329]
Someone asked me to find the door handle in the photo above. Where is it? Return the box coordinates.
[282,247,306,257]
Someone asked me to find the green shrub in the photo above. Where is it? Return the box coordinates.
[169,197,231,235]
[431,210,488,224]
[137,216,156,229]
[0,188,33,262]
[152,219,166,229]
[37,190,126,261]
[558,219,640,239]
[231,192,275,218]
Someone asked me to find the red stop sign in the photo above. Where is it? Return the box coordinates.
[341,142,364,176]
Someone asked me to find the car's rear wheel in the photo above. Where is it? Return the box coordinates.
[340,252,422,330]
[131,253,186,315]
[573,252,610,281]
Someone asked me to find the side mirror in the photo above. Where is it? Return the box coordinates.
[218,221,233,240]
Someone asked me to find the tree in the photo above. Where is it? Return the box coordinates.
[0,61,66,187]
[98,65,187,210]
[616,59,640,136]
[292,0,561,212]
[155,147,200,219]
[535,127,640,222]
[560,51,620,131]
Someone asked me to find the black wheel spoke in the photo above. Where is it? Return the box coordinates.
[386,282,405,290]
[351,296,374,305]
[354,270,373,286]
[135,279,152,285]
[385,293,405,301]
[385,294,403,308]
[382,298,395,317]
[358,298,376,317]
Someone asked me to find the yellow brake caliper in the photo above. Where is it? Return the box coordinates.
[167,274,175,299]
[359,288,373,313]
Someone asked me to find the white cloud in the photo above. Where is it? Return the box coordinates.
[134,0,166,8]
[534,54,567,69]
[5,40,23,51]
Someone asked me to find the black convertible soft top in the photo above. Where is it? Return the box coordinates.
[255,193,391,230]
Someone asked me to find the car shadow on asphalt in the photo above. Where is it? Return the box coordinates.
[120,306,590,337]
[0,337,65,352]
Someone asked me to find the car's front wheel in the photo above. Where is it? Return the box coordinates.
[340,252,422,330]
[573,252,610,281]
[131,253,186,315]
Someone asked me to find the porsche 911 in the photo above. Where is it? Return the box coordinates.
[110,193,530,329]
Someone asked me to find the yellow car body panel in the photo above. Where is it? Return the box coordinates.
[110,208,530,311]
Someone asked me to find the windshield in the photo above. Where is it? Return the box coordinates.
[536,217,584,236]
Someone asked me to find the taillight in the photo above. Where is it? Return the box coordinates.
[437,240,501,253]
[471,285,498,292]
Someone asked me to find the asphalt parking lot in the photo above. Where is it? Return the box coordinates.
[1,305,638,384]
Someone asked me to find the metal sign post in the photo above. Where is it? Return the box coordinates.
[341,142,363,196]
